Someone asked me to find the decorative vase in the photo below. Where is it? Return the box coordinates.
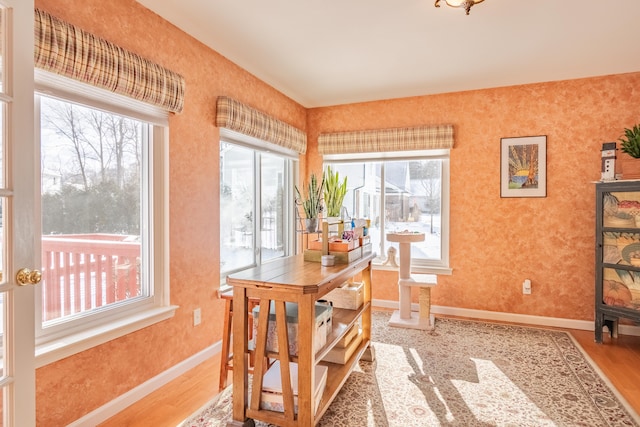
[305,218,318,233]
[620,152,640,180]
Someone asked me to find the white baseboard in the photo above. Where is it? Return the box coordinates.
[68,341,221,427]
[372,299,640,337]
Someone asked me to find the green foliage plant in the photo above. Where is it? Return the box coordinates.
[295,173,323,219]
[620,124,640,158]
[323,166,348,217]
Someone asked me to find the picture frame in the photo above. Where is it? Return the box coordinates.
[500,135,547,198]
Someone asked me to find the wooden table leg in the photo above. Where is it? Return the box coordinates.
[361,263,375,362]
[296,294,315,426]
[274,300,295,421]
[229,287,251,427]
[219,296,232,389]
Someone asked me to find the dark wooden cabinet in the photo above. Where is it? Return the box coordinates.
[595,180,640,343]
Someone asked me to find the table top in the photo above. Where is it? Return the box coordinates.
[226,252,375,294]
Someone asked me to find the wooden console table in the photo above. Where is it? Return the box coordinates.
[226,252,375,427]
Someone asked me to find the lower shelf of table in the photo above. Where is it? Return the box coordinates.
[244,336,372,426]
[243,303,371,426]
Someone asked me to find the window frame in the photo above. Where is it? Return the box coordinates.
[219,128,298,285]
[324,149,451,275]
[34,70,176,367]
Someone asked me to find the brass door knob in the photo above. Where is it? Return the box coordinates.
[16,268,42,286]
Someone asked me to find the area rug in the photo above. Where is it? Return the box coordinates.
[181,310,640,427]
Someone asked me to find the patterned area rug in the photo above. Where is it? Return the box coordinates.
[181,310,639,427]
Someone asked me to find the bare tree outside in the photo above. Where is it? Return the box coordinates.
[105,113,140,189]
[41,96,142,235]
[42,102,91,190]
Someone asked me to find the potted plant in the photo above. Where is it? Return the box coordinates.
[295,173,323,232]
[323,166,348,219]
[619,123,640,179]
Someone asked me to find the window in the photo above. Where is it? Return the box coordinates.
[220,132,296,281]
[325,152,450,273]
[35,71,174,365]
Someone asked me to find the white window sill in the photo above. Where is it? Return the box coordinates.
[35,305,178,368]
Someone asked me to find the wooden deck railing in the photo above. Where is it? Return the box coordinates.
[41,234,141,322]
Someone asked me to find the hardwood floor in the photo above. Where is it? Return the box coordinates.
[98,354,222,427]
[99,325,640,426]
[570,328,640,412]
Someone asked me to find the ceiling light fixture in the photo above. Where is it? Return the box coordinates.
[434,0,485,15]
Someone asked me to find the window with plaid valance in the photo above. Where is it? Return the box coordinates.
[34,9,185,113]
[216,96,307,154]
[318,124,454,155]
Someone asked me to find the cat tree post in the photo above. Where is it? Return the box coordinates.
[386,231,436,330]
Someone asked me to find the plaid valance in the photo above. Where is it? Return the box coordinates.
[318,124,454,154]
[216,96,307,154]
[34,9,185,113]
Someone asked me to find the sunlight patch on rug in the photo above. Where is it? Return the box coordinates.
[181,311,640,427]
[451,358,554,425]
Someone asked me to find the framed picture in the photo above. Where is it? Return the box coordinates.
[500,135,547,198]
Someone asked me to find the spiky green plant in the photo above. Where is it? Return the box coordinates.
[295,173,323,219]
[620,124,640,158]
[323,166,348,217]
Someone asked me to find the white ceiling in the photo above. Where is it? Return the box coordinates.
[137,0,640,108]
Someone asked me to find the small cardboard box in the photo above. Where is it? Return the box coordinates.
[304,246,362,264]
[252,302,332,356]
[309,238,360,252]
[260,361,328,415]
[316,300,333,335]
[334,322,359,348]
[322,330,363,364]
[324,282,364,310]
[361,242,372,255]
[308,239,323,251]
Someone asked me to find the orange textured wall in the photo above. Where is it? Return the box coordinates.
[31,1,640,425]
[34,0,306,425]
[308,74,640,320]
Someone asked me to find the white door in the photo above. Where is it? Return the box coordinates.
[0,1,36,426]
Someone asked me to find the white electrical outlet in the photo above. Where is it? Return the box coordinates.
[523,279,532,295]
[193,308,202,326]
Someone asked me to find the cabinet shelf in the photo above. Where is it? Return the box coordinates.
[602,227,640,233]
[602,263,640,271]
